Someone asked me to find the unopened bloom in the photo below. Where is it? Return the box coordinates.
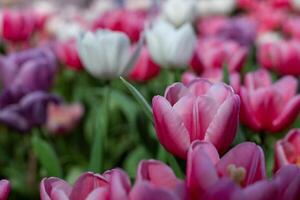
[78,30,141,79]
[187,141,266,199]
[240,69,300,132]
[56,39,83,70]
[146,20,196,68]
[152,79,240,158]
[129,46,160,82]
[274,129,300,171]
[0,9,36,42]
[258,40,300,75]
[0,180,10,200]
[46,103,84,135]
[162,0,197,27]
[191,38,248,74]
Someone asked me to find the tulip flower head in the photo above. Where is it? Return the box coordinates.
[274,129,300,171]
[0,180,10,200]
[152,78,240,158]
[146,20,196,68]
[78,30,142,80]
[162,0,197,27]
[240,69,300,133]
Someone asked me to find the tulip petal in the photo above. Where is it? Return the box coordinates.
[109,169,131,200]
[164,83,189,106]
[152,96,190,158]
[85,188,108,200]
[243,180,278,200]
[273,76,298,103]
[0,180,10,200]
[204,94,240,152]
[187,78,212,96]
[40,178,71,200]
[216,142,266,187]
[244,69,272,90]
[205,82,234,104]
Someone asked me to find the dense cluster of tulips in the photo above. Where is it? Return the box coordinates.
[0,0,300,199]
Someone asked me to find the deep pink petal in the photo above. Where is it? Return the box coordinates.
[152,96,190,158]
[0,180,10,200]
[204,94,240,153]
[242,180,278,200]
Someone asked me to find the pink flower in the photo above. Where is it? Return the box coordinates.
[190,38,248,74]
[283,17,300,40]
[258,40,300,75]
[92,9,146,42]
[152,79,240,158]
[1,9,36,42]
[182,70,241,93]
[240,69,300,133]
[274,129,300,171]
[129,46,160,82]
[46,103,84,135]
[0,180,10,200]
[186,141,266,199]
[56,39,83,71]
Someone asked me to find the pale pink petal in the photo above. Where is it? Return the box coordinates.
[187,79,213,96]
[152,96,190,158]
[244,69,272,90]
[0,180,10,200]
[205,82,234,105]
[109,169,131,200]
[273,76,298,103]
[85,188,108,200]
[164,83,189,106]
[40,178,71,200]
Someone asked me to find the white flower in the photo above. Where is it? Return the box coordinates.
[162,0,197,27]
[146,20,196,68]
[77,30,141,79]
[124,0,153,11]
[197,0,236,17]
[291,0,300,11]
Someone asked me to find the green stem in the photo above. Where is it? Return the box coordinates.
[89,82,111,172]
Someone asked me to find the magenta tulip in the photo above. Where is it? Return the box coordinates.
[274,129,300,171]
[240,69,300,132]
[0,180,10,200]
[152,79,240,158]
[129,46,160,82]
[258,40,300,75]
[191,38,248,74]
[186,141,266,199]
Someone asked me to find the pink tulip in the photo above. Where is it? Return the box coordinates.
[196,17,228,37]
[240,69,300,132]
[274,129,300,171]
[1,9,36,42]
[130,160,186,200]
[152,79,240,158]
[283,17,300,40]
[190,38,248,74]
[40,169,130,200]
[186,141,266,199]
[129,46,160,82]
[182,70,240,93]
[0,180,10,200]
[92,9,146,42]
[56,39,83,71]
[258,40,300,75]
[46,103,84,135]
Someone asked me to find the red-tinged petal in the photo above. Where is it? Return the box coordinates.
[239,87,261,131]
[136,160,179,189]
[187,79,213,96]
[272,95,300,132]
[109,169,131,200]
[152,96,190,158]
[242,180,278,200]
[228,47,248,72]
[204,95,240,153]
[85,188,108,200]
[40,178,71,200]
[273,76,298,104]
[216,142,266,187]
[0,180,10,200]
[205,82,234,105]
[164,83,189,106]
[186,141,219,200]
[244,69,272,90]
[129,181,180,200]
[69,172,108,200]
[274,140,289,172]
[173,95,218,141]
[230,72,241,93]
[181,72,197,85]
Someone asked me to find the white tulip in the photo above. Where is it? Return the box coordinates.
[291,0,300,11]
[197,0,236,17]
[125,0,153,11]
[146,20,196,68]
[77,30,141,79]
[162,0,197,27]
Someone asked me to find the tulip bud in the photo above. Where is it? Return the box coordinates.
[152,79,240,158]
[78,30,141,79]
[146,20,196,68]
[162,0,197,27]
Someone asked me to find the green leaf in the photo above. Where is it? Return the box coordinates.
[120,77,153,122]
[223,64,230,85]
[31,134,62,177]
